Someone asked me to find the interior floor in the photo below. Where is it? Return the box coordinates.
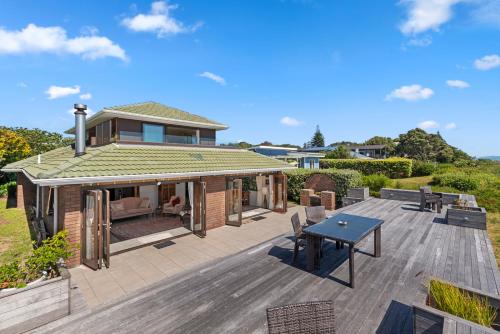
[110,215,187,244]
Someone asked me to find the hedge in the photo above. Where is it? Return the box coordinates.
[285,168,362,203]
[319,158,412,178]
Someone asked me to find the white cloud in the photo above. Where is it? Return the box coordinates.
[46,85,80,99]
[400,0,462,35]
[418,120,439,130]
[446,79,470,88]
[385,84,434,101]
[121,1,202,38]
[0,24,127,61]
[199,71,226,85]
[17,82,28,88]
[79,93,92,100]
[280,116,301,126]
[406,36,433,47]
[471,0,500,26]
[445,122,457,130]
[474,54,500,71]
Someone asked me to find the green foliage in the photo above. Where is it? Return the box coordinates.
[429,279,497,328]
[325,145,351,159]
[0,231,72,289]
[0,181,16,197]
[362,174,393,195]
[432,172,496,192]
[0,129,31,169]
[396,128,471,163]
[285,168,362,202]
[1,126,73,156]
[412,161,436,176]
[320,157,412,178]
[309,125,325,147]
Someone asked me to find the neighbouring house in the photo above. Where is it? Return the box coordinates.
[249,145,324,169]
[1,102,293,270]
[302,145,387,159]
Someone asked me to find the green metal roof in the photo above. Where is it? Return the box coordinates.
[106,102,226,127]
[2,144,293,185]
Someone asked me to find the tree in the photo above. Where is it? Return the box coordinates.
[325,145,351,159]
[310,125,325,147]
[0,129,31,169]
[1,127,73,156]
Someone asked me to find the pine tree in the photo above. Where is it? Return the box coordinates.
[310,125,325,147]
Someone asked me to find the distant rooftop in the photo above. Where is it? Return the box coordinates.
[66,101,228,134]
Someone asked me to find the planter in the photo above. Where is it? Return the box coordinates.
[446,205,487,230]
[347,187,369,200]
[0,268,71,334]
[342,197,364,207]
[414,281,500,334]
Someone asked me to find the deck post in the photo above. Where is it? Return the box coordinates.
[53,186,58,234]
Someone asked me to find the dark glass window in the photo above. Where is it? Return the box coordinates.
[166,126,197,144]
[143,123,164,143]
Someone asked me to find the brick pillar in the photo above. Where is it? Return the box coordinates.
[60,185,82,267]
[202,176,226,230]
[300,189,314,206]
[16,173,35,210]
[321,191,336,210]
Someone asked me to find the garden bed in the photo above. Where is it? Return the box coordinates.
[446,205,487,230]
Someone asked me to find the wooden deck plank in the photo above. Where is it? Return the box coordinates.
[34,199,500,334]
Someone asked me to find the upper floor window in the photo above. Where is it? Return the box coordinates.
[143,123,164,143]
[166,126,198,145]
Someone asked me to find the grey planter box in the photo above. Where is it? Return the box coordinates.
[446,205,487,230]
[342,197,364,207]
[347,187,369,200]
[0,268,71,334]
[413,281,500,334]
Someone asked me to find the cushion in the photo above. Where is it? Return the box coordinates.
[139,199,150,208]
[172,196,181,206]
[110,202,125,212]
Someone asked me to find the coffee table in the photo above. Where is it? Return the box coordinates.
[303,213,384,288]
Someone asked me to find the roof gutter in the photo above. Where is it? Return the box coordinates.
[3,167,296,187]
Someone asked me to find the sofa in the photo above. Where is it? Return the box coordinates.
[163,196,185,216]
[110,197,153,221]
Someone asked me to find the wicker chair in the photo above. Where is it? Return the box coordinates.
[267,301,335,334]
[291,213,307,263]
[305,206,326,225]
[419,186,442,213]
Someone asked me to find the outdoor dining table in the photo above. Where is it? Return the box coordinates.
[303,213,384,288]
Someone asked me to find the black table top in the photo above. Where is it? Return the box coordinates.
[303,213,384,245]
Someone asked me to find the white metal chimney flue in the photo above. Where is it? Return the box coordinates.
[74,103,87,157]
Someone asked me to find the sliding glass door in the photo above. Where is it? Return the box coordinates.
[226,178,242,226]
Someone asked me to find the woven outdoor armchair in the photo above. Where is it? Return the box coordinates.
[266,301,335,334]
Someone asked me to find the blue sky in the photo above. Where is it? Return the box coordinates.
[0,0,499,156]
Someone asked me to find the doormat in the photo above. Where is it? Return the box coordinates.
[251,216,266,222]
[153,240,175,249]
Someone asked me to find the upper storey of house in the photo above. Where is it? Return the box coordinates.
[65,102,228,147]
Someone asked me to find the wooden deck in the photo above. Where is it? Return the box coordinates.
[37,198,500,334]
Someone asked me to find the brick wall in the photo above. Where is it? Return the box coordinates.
[16,173,36,210]
[60,185,82,267]
[300,189,314,206]
[321,191,335,210]
[202,176,226,230]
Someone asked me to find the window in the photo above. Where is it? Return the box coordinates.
[166,126,198,144]
[143,123,164,143]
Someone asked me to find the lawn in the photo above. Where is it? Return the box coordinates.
[0,198,34,266]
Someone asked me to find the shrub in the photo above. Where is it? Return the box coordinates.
[0,231,72,289]
[432,172,496,192]
[411,161,436,176]
[0,181,16,197]
[362,174,393,195]
[285,168,362,203]
[429,279,496,328]
[319,157,412,178]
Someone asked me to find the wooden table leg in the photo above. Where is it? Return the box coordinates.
[374,227,381,258]
[306,234,316,271]
[349,243,354,288]
[336,240,340,249]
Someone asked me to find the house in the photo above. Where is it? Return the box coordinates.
[2,102,293,270]
[249,145,324,169]
[302,145,386,159]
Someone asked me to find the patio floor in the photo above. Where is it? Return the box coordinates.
[40,198,500,333]
[69,205,299,308]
